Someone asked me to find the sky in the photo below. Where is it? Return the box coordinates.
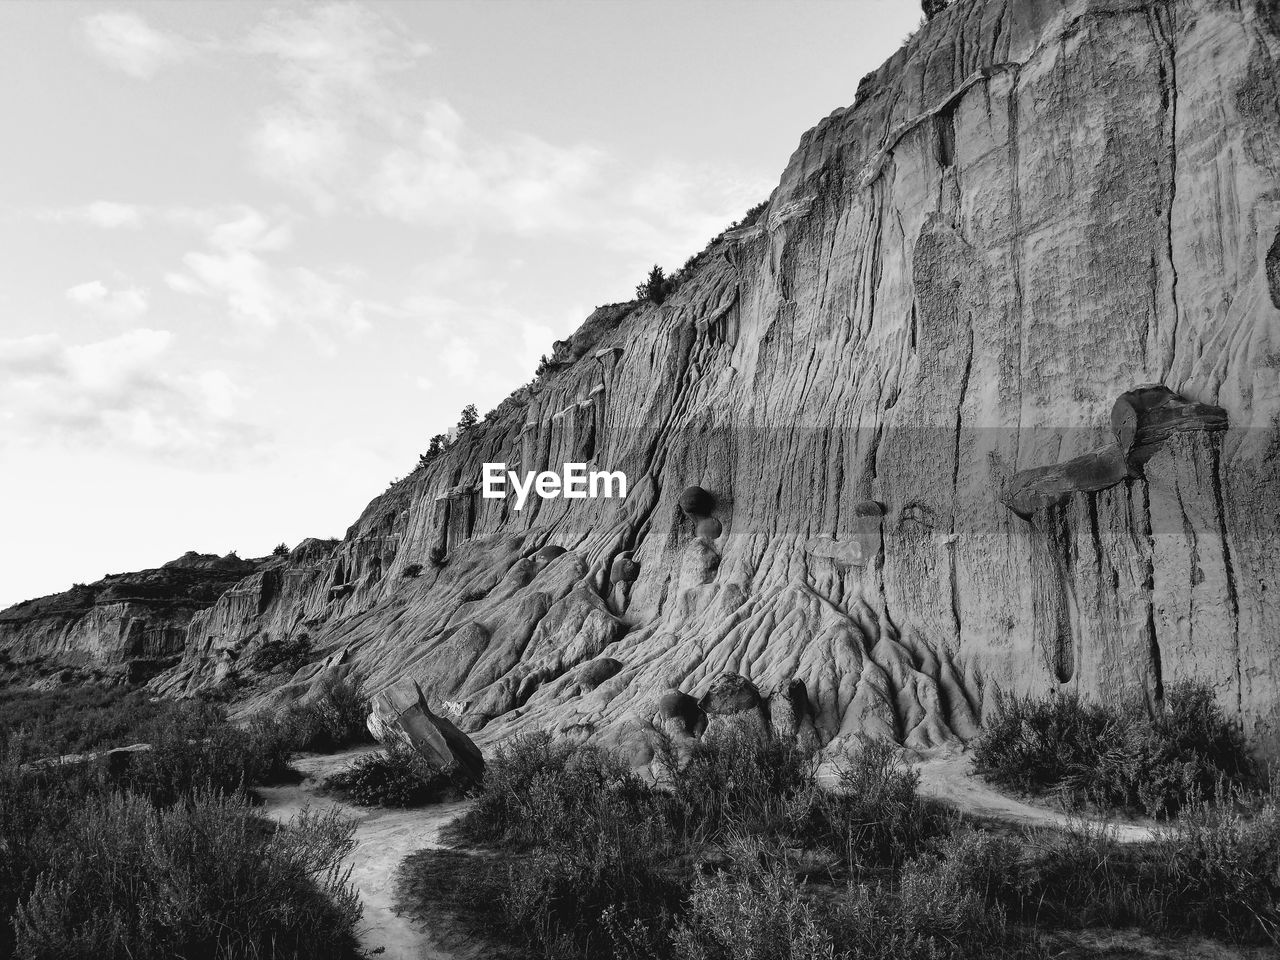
[0,0,920,610]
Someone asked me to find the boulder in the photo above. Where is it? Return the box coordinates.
[610,555,641,583]
[575,657,623,692]
[768,678,811,739]
[532,544,567,566]
[678,485,715,518]
[368,676,484,783]
[699,672,763,715]
[656,689,707,737]
[695,517,723,540]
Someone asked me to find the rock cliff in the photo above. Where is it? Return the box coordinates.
[9,0,1280,758]
[0,552,264,683]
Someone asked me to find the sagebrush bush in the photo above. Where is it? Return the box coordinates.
[123,701,294,805]
[267,674,372,754]
[0,755,107,957]
[433,725,1276,959]
[452,732,653,849]
[658,721,816,843]
[670,842,839,960]
[499,815,682,958]
[12,790,360,960]
[814,740,932,868]
[1019,791,1280,944]
[972,681,1253,816]
[325,745,458,808]
[0,685,211,761]
[914,791,1280,946]
[446,734,683,956]
[671,839,1041,960]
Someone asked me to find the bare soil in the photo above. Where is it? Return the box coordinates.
[256,747,477,960]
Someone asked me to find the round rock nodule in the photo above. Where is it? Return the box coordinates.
[678,485,715,518]
[698,672,763,715]
[695,516,723,540]
[610,555,641,583]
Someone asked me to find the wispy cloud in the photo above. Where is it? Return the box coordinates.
[69,6,768,267]
[165,206,374,348]
[238,5,764,248]
[81,11,192,79]
[65,280,149,321]
[41,201,144,229]
[0,330,265,462]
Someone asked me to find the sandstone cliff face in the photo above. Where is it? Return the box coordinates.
[139,0,1280,758]
[0,553,263,679]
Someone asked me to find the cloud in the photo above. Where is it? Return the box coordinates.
[166,206,375,346]
[82,11,191,79]
[245,4,429,103]
[65,280,149,321]
[367,103,605,233]
[41,201,144,229]
[239,6,611,233]
[236,5,767,254]
[0,330,265,463]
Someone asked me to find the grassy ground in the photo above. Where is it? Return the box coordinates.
[397,715,1279,960]
[0,677,376,960]
[0,684,204,760]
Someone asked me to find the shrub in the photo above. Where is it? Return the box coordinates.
[658,725,930,865]
[923,0,950,20]
[670,842,838,960]
[123,702,295,805]
[403,562,424,578]
[810,740,932,868]
[972,681,1253,816]
[12,791,360,960]
[0,685,212,762]
[272,542,290,557]
[916,791,1280,947]
[269,674,372,754]
[1016,791,1280,944]
[419,433,449,466]
[248,634,313,675]
[636,265,673,305]
[498,814,682,958]
[325,745,458,808]
[671,839,1042,960]
[659,720,817,844]
[452,732,653,850]
[0,754,108,958]
[444,735,686,957]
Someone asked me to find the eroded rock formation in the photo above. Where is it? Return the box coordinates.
[0,552,263,682]
[5,0,1279,760]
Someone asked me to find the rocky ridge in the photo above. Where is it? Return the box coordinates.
[4,0,1279,759]
[0,552,265,683]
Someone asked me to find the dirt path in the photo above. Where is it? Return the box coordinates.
[256,747,473,960]
[913,752,1158,842]
[818,750,1158,842]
